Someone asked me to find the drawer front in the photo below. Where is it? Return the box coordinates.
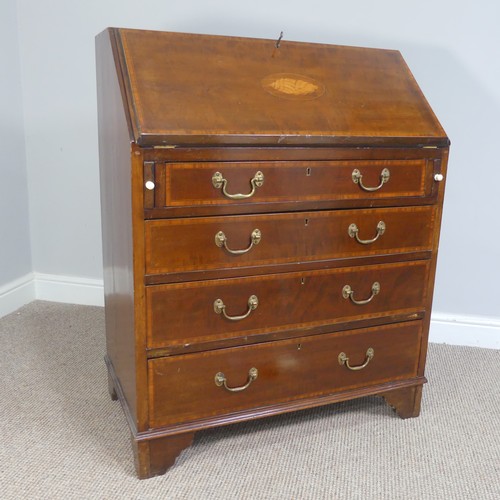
[148,321,422,427]
[154,159,434,208]
[146,260,429,348]
[145,206,435,275]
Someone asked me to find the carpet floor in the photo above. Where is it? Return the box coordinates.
[0,301,499,499]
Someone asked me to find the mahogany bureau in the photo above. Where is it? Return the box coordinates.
[96,28,449,479]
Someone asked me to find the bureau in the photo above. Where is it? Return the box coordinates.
[96,28,449,479]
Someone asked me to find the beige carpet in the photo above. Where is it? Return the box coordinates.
[0,301,499,499]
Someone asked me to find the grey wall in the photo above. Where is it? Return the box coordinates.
[11,1,500,319]
[0,0,32,285]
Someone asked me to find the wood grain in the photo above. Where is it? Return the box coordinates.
[383,385,423,418]
[148,321,422,428]
[96,29,138,426]
[145,206,436,276]
[97,27,449,478]
[162,159,432,208]
[132,432,194,479]
[117,28,448,147]
[146,260,430,349]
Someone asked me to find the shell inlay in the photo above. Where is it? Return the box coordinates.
[262,73,325,100]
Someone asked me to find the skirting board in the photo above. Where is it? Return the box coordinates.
[0,273,36,318]
[429,313,500,349]
[0,273,103,317]
[34,273,104,307]
[0,274,499,348]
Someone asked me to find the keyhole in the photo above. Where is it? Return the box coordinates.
[305,219,309,226]
[306,168,311,176]
[297,343,302,350]
[300,277,306,285]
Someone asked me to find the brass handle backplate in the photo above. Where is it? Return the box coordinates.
[338,348,374,371]
[215,367,258,392]
[352,168,390,191]
[343,282,380,305]
[348,221,385,245]
[215,229,261,255]
[214,295,259,321]
[212,171,264,199]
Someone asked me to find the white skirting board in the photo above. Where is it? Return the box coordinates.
[0,273,103,317]
[0,273,36,318]
[34,273,104,307]
[429,313,500,349]
[0,273,499,348]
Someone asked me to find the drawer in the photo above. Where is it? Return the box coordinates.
[148,159,436,210]
[145,206,435,276]
[146,260,429,349]
[148,321,422,427]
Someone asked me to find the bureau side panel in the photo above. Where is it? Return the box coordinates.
[96,29,138,426]
[417,147,450,375]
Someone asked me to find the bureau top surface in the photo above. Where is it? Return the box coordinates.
[109,28,448,148]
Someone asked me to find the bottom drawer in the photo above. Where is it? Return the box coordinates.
[148,321,422,428]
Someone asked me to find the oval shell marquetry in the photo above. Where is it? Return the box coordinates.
[270,78,317,96]
[262,73,325,100]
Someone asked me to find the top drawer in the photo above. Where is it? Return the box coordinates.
[144,159,438,215]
